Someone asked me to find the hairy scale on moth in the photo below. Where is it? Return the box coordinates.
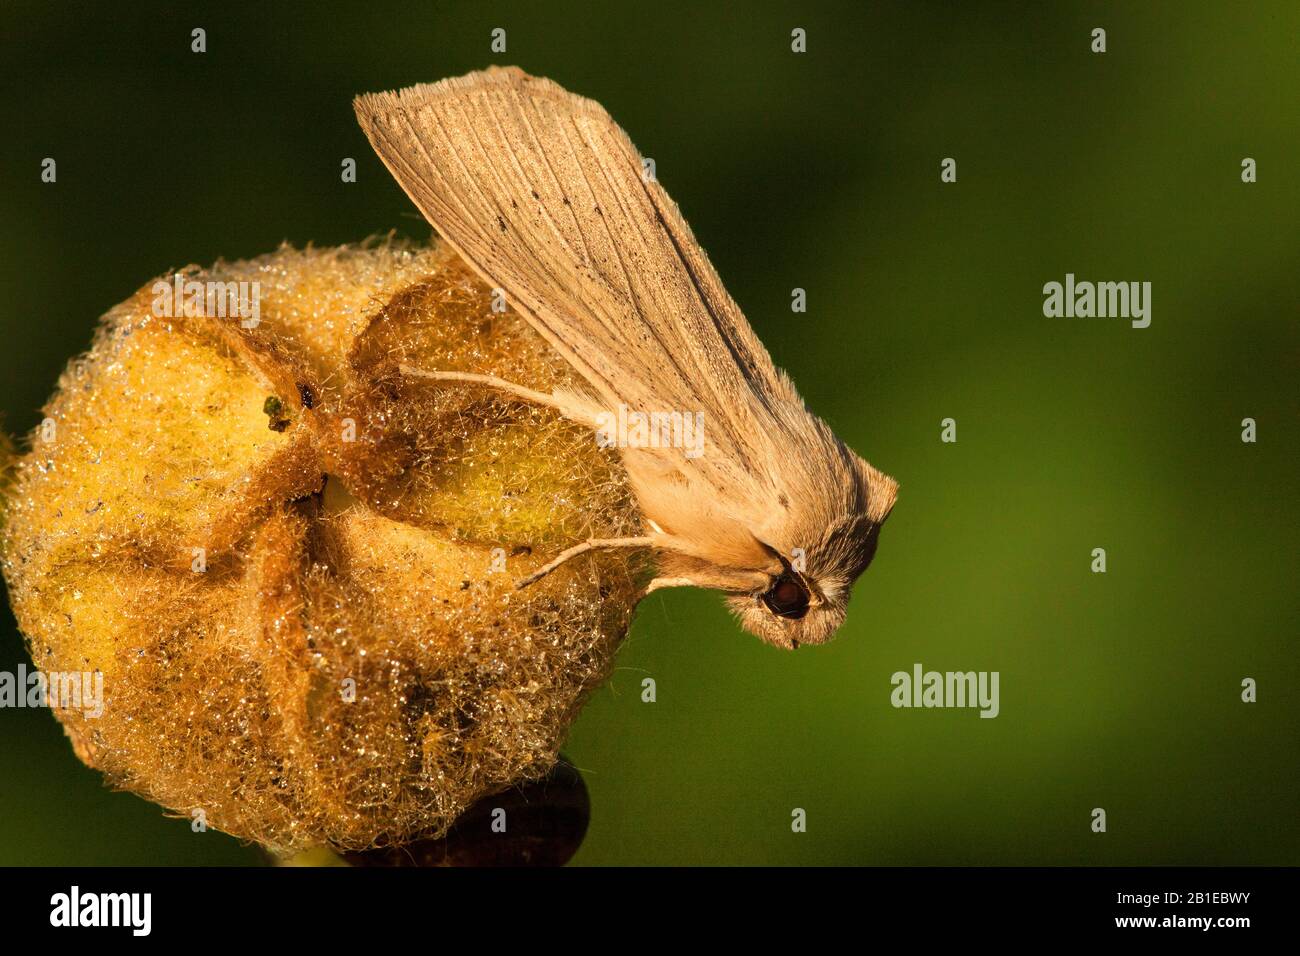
[0,239,643,852]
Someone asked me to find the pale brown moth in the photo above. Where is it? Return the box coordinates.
[355,66,897,649]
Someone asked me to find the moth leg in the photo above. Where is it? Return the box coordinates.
[398,366,564,413]
[642,576,698,595]
[516,536,657,589]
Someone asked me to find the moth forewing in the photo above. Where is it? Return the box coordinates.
[355,66,897,648]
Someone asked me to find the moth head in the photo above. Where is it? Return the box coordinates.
[726,571,849,650]
[728,452,897,650]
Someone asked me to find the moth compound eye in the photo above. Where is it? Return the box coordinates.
[762,574,810,619]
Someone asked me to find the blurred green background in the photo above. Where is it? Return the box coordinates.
[1,1,1296,865]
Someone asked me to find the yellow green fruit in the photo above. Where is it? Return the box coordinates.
[1,239,643,853]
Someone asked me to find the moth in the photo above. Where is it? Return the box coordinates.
[355,66,898,649]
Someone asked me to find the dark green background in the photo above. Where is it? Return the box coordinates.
[1,1,1295,865]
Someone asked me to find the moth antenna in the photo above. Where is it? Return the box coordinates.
[398,365,602,429]
[643,576,699,596]
[398,366,565,412]
[516,536,658,589]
